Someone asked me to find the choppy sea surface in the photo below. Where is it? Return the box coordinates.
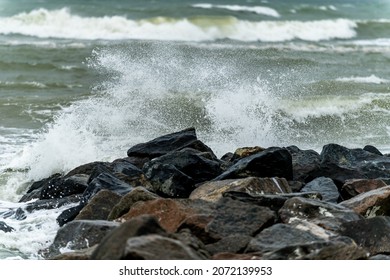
[0,0,389,259]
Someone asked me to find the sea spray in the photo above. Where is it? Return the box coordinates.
[5,42,293,187]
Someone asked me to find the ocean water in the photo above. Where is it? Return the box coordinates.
[0,0,389,259]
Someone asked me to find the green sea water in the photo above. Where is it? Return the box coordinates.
[0,0,390,259]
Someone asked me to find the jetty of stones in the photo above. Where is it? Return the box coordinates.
[3,127,390,260]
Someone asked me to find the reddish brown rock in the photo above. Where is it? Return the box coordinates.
[339,186,390,217]
[341,179,388,199]
[118,198,215,233]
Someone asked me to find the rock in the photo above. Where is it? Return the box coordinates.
[260,238,367,260]
[339,216,390,256]
[174,228,211,259]
[300,177,340,203]
[222,191,322,212]
[108,187,160,221]
[91,215,167,260]
[177,214,216,244]
[214,147,293,181]
[56,203,85,227]
[127,127,215,159]
[287,146,321,182]
[118,198,215,233]
[246,220,366,259]
[279,197,362,231]
[232,146,265,161]
[205,197,276,239]
[143,148,223,184]
[369,254,390,260]
[340,179,388,199]
[25,194,82,212]
[123,234,205,260]
[363,145,383,156]
[310,143,390,184]
[143,163,195,198]
[245,221,330,254]
[42,220,119,259]
[110,158,143,178]
[39,174,89,200]
[86,163,113,184]
[190,177,291,203]
[75,190,122,220]
[49,246,97,260]
[83,172,133,201]
[212,253,261,260]
[205,234,252,256]
[121,156,150,170]
[0,221,14,233]
[64,161,108,178]
[19,173,62,202]
[339,186,390,217]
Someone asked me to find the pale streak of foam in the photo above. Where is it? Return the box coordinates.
[192,3,280,17]
[279,95,373,122]
[0,8,357,42]
[336,75,390,84]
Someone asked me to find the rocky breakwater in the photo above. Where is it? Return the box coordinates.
[3,127,390,260]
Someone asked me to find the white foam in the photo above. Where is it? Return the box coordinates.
[192,3,280,17]
[336,75,389,84]
[0,202,77,259]
[0,8,357,42]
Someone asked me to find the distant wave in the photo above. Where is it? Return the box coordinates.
[0,8,358,42]
[192,3,280,18]
[336,75,389,84]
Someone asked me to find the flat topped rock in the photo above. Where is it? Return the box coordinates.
[127,127,215,159]
[190,177,291,203]
[279,196,362,231]
[214,147,293,181]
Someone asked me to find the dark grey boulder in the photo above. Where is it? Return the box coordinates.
[309,143,390,185]
[83,172,133,201]
[42,219,119,259]
[91,215,167,260]
[144,163,195,198]
[127,127,215,159]
[287,146,321,182]
[300,177,340,203]
[246,220,366,259]
[279,197,362,231]
[75,190,122,221]
[222,191,322,212]
[339,216,390,256]
[205,197,276,239]
[214,147,293,181]
[143,148,223,184]
[123,234,205,260]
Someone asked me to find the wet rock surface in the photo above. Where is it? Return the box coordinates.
[12,128,390,260]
